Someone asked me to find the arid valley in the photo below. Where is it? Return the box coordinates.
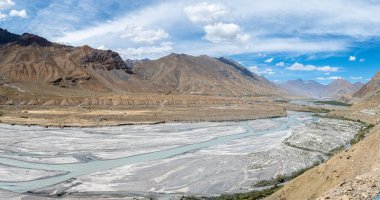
[1,1,380,200]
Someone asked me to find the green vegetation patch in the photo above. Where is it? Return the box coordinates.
[253,161,320,187]
[180,185,282,200]
[313,100,352,107]
[350,123,375,145]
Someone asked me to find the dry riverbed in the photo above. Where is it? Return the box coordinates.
[0,111,364,199]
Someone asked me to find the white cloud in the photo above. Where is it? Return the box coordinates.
[96,45,107,50]
[261,68,275,75]
[349,56,356,61]
[121,26,169,45]
[9,9,27,18]
[248,66,259,73]
[0,11,5,20]
[359,58,365,62]
[327,76,343,80]
[116,42,173,59]
[350,76,363,80]
[287,62,338,72]
[184,2,228,24]
[275,62,285,67]
[0,0,14,9]
[264,57,274,63]
[247,66,275,75]
[204,22,250,43]
[317,76,343,80]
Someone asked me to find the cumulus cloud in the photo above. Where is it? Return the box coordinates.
[264,58,274,63]
[349,56,356,61]
[287,62,338,72]
[275,62,285,67]
[248,66,275,75]
[359,58,365,62]
[203,22,250,43]
[121,26,169,45]
[184,2,228,24]
[9,9,27,18]
[0,0,14,9]
[116,42,173,58]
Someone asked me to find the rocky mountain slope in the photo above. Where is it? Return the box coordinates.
[279,78,363,100]
[353,72,380,100]
[0,28,280,102]
[321,79,362,99]
[133,54,279,96]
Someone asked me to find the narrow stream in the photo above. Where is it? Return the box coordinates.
[0,113,303,193]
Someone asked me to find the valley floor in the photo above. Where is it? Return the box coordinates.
[0,111,363,199]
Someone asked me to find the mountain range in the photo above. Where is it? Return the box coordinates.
[0,28,281,101]
[279,79,364,100]
[0,28,376,105]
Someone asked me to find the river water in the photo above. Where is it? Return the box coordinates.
[0,112,360,197]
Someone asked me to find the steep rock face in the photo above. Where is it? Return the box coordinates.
[80,46,128,70]
[353,72,380,100]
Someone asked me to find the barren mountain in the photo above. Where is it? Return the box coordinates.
[353,72,380,100]
[321,79,362,99]
[279,79,326,98]
[0,28,280,102]
[280,78,363,100]
[132,54,280,96]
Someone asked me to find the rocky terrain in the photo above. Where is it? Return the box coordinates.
[353,72,380,100]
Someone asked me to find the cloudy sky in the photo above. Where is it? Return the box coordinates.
[1,0,379,84]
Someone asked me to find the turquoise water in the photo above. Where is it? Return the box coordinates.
[0,113,302,193]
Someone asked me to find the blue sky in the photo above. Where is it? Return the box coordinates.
[0,0,379,84]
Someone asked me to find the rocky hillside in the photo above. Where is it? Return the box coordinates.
[0,28,280,100]
[353,72,380,100]
[133,54,280,96]
[280,78,363,100]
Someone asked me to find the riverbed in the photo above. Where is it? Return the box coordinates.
[0,111,363,199]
